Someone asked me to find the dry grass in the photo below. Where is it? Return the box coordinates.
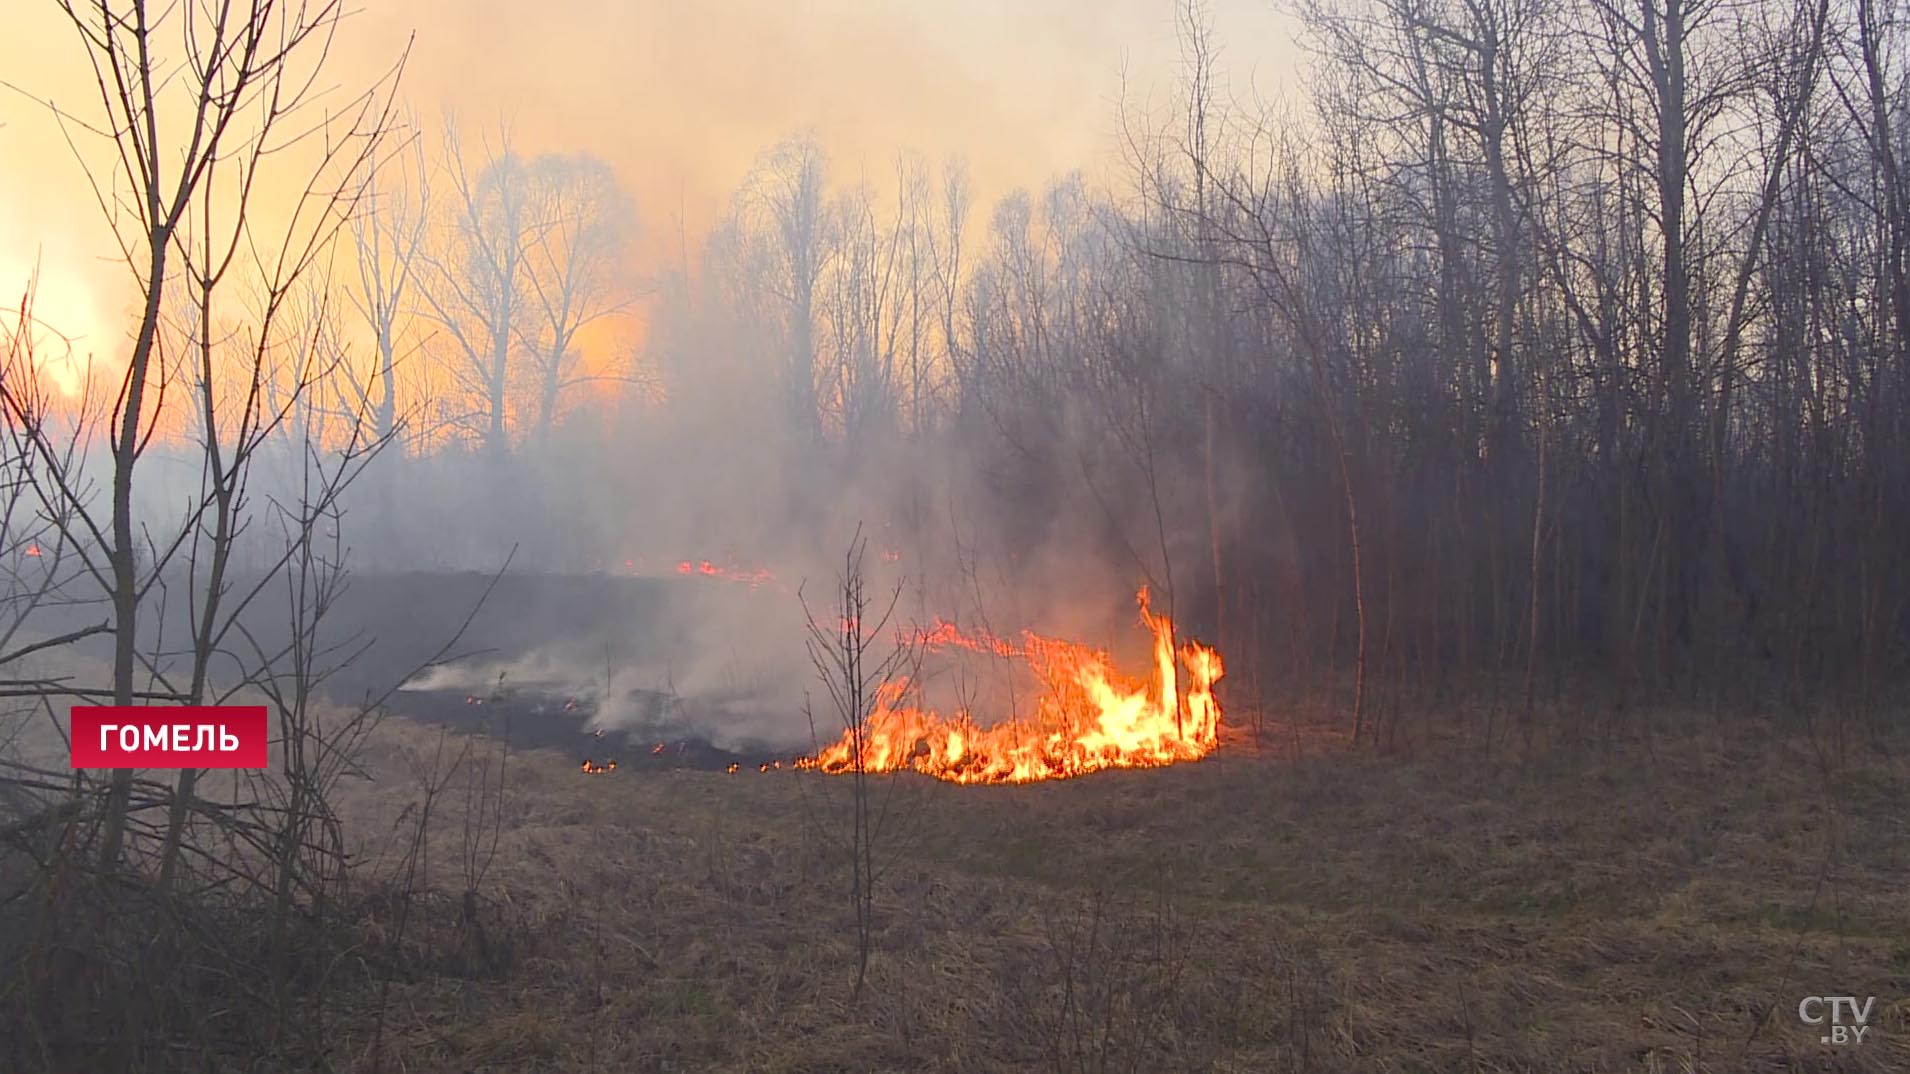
[309,709,1910,1074]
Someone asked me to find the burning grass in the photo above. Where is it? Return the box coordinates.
[801,587,1224,784]
[320,709,1910,1074]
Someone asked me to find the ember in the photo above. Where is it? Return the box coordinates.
[800,587,1223,784]
[675,558,777,588]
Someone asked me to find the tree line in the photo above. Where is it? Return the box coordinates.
[605,0,1907,735]
[317,0,1910,735]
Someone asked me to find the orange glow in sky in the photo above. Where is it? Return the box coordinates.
[0,0,1299,392]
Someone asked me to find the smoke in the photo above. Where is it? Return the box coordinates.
[354,396,1185,753]
[1,2,1274,754]
[396,637,803,752]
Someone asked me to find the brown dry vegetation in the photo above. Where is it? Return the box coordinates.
[305,709,1910,1074]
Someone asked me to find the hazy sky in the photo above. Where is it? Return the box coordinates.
[0,0,1302,366]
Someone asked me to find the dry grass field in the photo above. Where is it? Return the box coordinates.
[303,709,1910,1074]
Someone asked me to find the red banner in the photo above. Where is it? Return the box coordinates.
[70,706,269,769]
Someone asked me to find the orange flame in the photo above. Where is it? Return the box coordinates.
[800,587,1222,784]
[676,558,777,588]
[580,759,616,775]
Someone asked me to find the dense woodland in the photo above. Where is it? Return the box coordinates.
[309,0,1910,732]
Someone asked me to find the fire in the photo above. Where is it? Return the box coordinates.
[675,558,777,588]
[909,619,1022,657]
[800,587,1223,784]
[580,759,617,775]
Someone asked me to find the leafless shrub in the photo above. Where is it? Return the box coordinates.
[797,527,925,1006]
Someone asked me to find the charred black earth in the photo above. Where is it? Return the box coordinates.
[46,568,813,772]
[394,682,798,773]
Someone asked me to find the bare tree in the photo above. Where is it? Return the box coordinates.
[348,120,432,446]
[422,124,534,453]
[743,134,835,442]
[0,0,401,872]
[517,153,637,443]
[800,531,918,1006]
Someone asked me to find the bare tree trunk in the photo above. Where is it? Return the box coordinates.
[1643,0,1699,659]
[1522,417,1548,749]
[98,234,167,872]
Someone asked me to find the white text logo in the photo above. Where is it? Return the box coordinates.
[1798,996,1875,1045]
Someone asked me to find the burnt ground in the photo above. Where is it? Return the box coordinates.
[395,684,792,773]
[38,568,814,769]
[317,707,1910,1074]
